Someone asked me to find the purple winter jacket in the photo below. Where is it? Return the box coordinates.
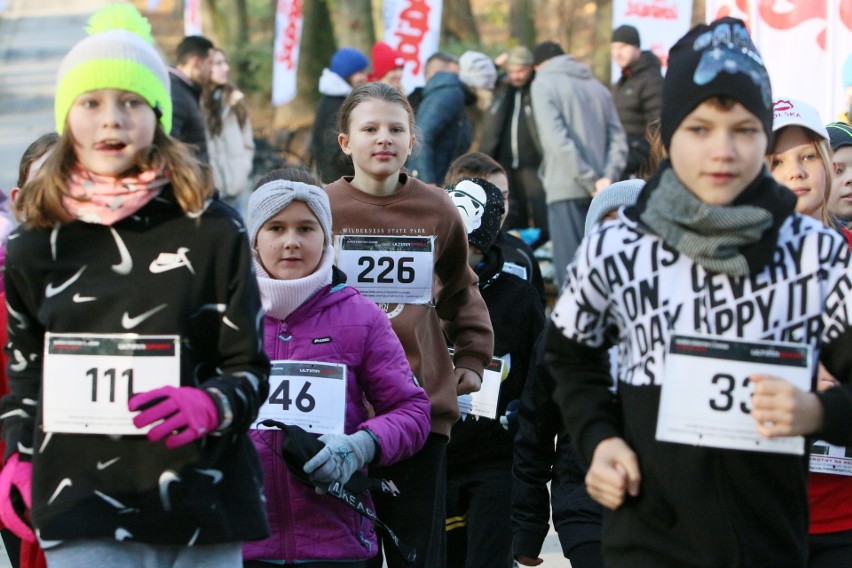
[243,280,431,563]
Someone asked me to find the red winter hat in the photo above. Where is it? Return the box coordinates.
[369,42,404,82]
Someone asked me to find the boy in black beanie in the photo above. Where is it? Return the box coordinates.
[545,17,852,568]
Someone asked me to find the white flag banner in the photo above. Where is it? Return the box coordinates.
[611,0,693,80]
[706,0,852,127]
[184,0,202,36]
[383,0,443,94]
[272,0,305,106]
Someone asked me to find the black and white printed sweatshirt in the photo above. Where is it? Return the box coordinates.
[546,169,852,568]
[1,186,270,546]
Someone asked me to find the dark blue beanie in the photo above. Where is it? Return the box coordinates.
[661,18,772,150]
[827,122,852,151]
[329,47,369,80]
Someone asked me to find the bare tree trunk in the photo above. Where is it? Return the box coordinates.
[330,0,375,53]
[509,0,536,47]
[234,0,250,77]
[592,0,613,83]
[693,0,706,24]
[441,0,479,44]
[274,0,335,129]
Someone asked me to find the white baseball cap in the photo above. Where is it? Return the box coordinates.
[772,98,828,140]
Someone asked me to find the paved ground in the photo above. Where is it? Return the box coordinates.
[0,0,109,192]
[0,2,571,565]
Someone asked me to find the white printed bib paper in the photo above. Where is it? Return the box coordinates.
[335,235,435,304]
[810,440,852,476]
[254,360,346,435]
[656,334,812,455]
[42,333,181,435]
[468,356,507,419]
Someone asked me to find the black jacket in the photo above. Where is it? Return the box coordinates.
[494,231,545,307]
[546,167,852,568]
[2,186,270,544]
[447,247,544,473]
[169,69,210,164]
[612,51,663,177]
[512,331,603,560]
[480,77,542,169]
[311,94,353,184]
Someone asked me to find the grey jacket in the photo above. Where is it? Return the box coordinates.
[531,55,627,203]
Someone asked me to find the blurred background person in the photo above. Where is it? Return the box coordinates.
[203,48,254,214]
[310,47,369,184]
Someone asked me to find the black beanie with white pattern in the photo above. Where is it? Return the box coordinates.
[661,17,772,150]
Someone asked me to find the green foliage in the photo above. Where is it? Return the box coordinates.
[232,40,274,100]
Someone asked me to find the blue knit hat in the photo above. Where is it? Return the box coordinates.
[827,122,852,151]
[585,179,644,236]
[329,47,369,81]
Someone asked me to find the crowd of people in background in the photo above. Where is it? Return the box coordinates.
[3,4,852,568]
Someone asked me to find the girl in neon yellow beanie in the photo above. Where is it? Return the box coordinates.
[0,5,271,566]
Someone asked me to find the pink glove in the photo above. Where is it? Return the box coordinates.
[129,386,220,449]
[0,453,35,542]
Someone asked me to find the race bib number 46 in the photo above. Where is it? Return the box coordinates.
[656,334,812,455]
[336,235,435,304]
[254,361,346,435]
[42,333,181,435]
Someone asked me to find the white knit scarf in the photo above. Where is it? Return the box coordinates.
[253,245,335,321]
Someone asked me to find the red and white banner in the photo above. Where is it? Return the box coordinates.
[272,0,304,106]
[706,0,852,127]
[612,0,693,80]
[383,0,443,94]
[183,0,202,36]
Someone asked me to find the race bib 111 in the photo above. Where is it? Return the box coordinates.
[42,333,181,435]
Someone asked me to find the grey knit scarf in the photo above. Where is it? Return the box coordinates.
[639,169,773,276]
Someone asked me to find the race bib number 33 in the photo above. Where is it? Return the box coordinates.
[42,333,181,435]
[335,235,435,304]
[656,334,812,455]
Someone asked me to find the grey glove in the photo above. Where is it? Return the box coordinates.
[303,430,377,485]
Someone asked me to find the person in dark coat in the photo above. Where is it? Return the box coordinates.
[169,35,214,164]
[310,47,369,184]
[407,54,472,185]
[611,25,663,179]
[480,46,547,242]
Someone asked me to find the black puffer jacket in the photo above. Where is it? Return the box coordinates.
[612,51,663,177]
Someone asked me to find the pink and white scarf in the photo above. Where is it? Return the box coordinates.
[63,165,170,225]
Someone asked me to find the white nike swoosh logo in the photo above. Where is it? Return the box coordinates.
[45,266,86,298]
[10,350,26,372]
[96,457,120,470]
[50,225,59,261]
[72,293,96,303]
[121,303,167,329]
[149,247,194,274]
[48,478,73,505]
[6,303,28,330]
[110,228,132,275]
[159,470,181,511]
[94,490,126,509]
[196,468,223,484]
